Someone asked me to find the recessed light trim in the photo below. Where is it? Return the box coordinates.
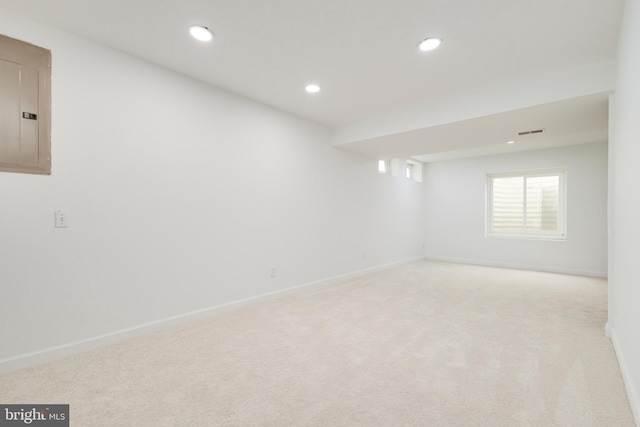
[189,25,213,42]
[418,37,442,52]
[305,84,321,94]
[507,140,515,144]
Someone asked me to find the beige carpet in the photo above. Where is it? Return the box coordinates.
[0,261,635,426]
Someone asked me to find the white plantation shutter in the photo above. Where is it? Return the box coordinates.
[525,175,559,231]
[492,176,524,231]
[488,170,565,239]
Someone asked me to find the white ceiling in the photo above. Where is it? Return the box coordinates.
[0,0,625,161]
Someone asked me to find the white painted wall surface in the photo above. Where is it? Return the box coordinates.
[424,142,608,277]
[0,10,425,367]
[610,0,640,422]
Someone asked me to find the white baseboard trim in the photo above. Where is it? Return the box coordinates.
[425,256,608,278]
[0,256,426,375]
[609,328,640,426]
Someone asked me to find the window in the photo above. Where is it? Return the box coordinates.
[406,159,422,182]
[406,163,413,179]
[487,169,566,240]
[378,159,389,175]
[377,158,422,182]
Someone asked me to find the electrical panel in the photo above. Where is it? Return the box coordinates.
[0,35,51,175]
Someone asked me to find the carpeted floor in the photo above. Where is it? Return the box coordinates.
[0,261,635,426]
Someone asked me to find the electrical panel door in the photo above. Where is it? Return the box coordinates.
[0,35,51,175]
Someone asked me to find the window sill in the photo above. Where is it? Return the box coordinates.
[486,233,567,242]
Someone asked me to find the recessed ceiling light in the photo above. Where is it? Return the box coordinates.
[189,25,213,42]
[305,84,321,94]
[507,140,515,144]
[418,37,442,52]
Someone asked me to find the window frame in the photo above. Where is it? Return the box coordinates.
[486,168,567,241]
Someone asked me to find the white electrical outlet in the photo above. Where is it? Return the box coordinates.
[55,211,69,228]
[270,267,276,278]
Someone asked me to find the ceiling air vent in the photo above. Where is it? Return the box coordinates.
[518,128,545,136]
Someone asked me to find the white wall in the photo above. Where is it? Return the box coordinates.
[0,11,425,369]
[610,0,640,421]
[424,142,608,277]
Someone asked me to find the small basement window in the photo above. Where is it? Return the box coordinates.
[378,159,389,175]
[407,159,422,182]
[378,158,422,182]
